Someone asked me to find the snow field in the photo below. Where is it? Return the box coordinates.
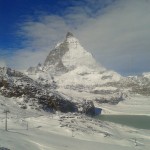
[0,110,150,150]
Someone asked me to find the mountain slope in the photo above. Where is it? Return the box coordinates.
[0,67,78,113]
[0,67,97,115]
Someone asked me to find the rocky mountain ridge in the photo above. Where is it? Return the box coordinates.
[0,67,96,115]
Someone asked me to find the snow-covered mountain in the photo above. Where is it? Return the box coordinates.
[44,32,102,74]
[143,72,150,79]
[0,67,96,115]
[27,32,126,104]
[126,73,150,96]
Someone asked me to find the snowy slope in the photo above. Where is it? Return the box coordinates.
[1,32,150,150]
[143,72,150,79]
[0,95,150,150]
[0,67,80,113]
[100,94,150,115]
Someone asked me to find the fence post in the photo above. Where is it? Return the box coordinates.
[3,109,10,131]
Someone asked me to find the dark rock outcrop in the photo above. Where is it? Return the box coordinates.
[0,67,96,115]
[0,147,10,150]
[81,100,96,116]
[0,67,77,113]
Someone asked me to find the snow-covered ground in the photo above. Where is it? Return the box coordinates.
[99,94,150,116]
[0,113,150,150]
[0,95,150,150]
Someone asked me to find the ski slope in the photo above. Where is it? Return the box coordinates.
[0,95,150,150]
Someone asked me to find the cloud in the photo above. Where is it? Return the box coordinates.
[6,0,150,75]
[0,58,7,67]
[75,0,150,75]
[0,61,6,67]
[19,16,70,48]
[8,48,50,70]
[0,49,8,67]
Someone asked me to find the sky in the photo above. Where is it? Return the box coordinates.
[0,0,150,76]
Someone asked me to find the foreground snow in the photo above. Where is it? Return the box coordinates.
[0,112,150,150]
[0,95,150,150]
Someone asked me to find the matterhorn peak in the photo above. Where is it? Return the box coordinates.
[66,32,74,38]
[28,32,106,77]
[42,32,102,73]
[65,32,79,45]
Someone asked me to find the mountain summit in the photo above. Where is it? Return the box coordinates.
[43,32,101,75]
[66,32,74,38]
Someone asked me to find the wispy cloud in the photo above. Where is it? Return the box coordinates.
[6,0,150,75]
[8,48,50,70]
[0,49,9,67]
[0,60,6,67]
[0,56,7,67]
[76,0,150,75]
